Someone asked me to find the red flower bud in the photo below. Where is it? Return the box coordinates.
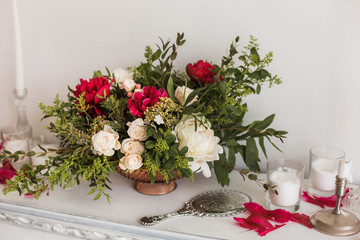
[186,60,223,85]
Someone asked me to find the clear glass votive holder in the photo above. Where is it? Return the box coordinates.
[29,135,60,166]
[309,146,345,197]
[266,159,304,212]
[1,125,32,170]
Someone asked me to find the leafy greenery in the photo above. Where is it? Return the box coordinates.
[0,33,286,201]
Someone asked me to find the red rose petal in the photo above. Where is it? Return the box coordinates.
[247,214,274,229]
[233,217,259,230]
[302,191,325,208]
[291,213,313,229]
[256,224,285,237]
[267,209,292,223]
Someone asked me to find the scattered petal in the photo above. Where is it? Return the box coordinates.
[291,213,313,229]
[302,191,325,208]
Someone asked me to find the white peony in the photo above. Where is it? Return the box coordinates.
[175,86,198,106]
[174,116,223,177]
[121,138,145,155]
[113,68,133,85]
[127,118,148,141]
[92,125,121,156]
[119,154,143,171]
[121,78,136,92]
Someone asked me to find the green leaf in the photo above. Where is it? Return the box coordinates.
[61,170,68,184]
[153,131,162,139]
[245,138,260,172]
[213,153,230,187]
[146,128,155,137]
[248,174,258,180]
[155,153,160,166]
[87,187,97,195]
[184,87,205,106]
[258,136,268,158]
[218,81,227,95]
[228,147,236,167]
[265,136,283,152]
[256,84,261,94]
[165,134,176,144]
[179,146,188,156]
[249,114,275,130]
[93,191,102,201]
[167,76,175,100]
[226,139,238,148]
[151,49,161,61]
[180,168,192,178]
[145,140,154,149]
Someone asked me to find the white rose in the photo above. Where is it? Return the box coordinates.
[174,116,223,178]
[92,125,121,156]
[127,118,148,141]
[121,78,136,92]
[119,154,143,171]
[113,68,133,85]
[175,86,198,106]
[121,138,145,155]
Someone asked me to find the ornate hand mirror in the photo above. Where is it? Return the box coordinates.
[140,189,252,225]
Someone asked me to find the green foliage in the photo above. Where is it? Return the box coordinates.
[0,33,286,200]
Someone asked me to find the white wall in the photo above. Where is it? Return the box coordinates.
[1,0,359,181]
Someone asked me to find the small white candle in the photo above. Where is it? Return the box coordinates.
[268,167,301,207]
[310,158,338,191]
[12,0,25,96]
[31,144,59,166]
[3,139,29,170]
[338,159,346,178]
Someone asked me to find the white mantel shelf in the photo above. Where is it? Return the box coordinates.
[0,172,358,240]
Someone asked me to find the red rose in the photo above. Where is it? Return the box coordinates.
[186,60,223,85]
[127,86,168,118]
[72,76,114,118]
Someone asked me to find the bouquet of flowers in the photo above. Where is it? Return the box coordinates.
[1,33,286,202]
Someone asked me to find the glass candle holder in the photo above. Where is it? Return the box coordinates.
[309,146,345,196]
[266,159,304,212]
[1,125,32,170]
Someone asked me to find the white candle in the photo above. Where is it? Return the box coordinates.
[338,159,346,178]
[31,144,59,166]
[310,158,338,191]
[268,167,301,207]
[12,0,25,96]
[3,139,29,170]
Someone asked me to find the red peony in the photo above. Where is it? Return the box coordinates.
[186,60,223,85]
[72,77,114,118]
[127,86,168,118]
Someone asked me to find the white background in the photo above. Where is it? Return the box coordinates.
[1,0,360,182]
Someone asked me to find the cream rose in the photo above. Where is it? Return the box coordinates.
[175,86,198,106]
[127,118,148,141]
[113,68,133,85]
[119,154,143,171]
[121,138,145,155]
[92,125,121,156]
[121,78,136,92]
[174,116,223,177]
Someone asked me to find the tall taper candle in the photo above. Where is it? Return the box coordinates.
[12,0,25,96]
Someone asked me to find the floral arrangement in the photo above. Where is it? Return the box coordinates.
[0,33,286,202]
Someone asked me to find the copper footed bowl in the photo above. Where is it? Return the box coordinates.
[116,166,182,195]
